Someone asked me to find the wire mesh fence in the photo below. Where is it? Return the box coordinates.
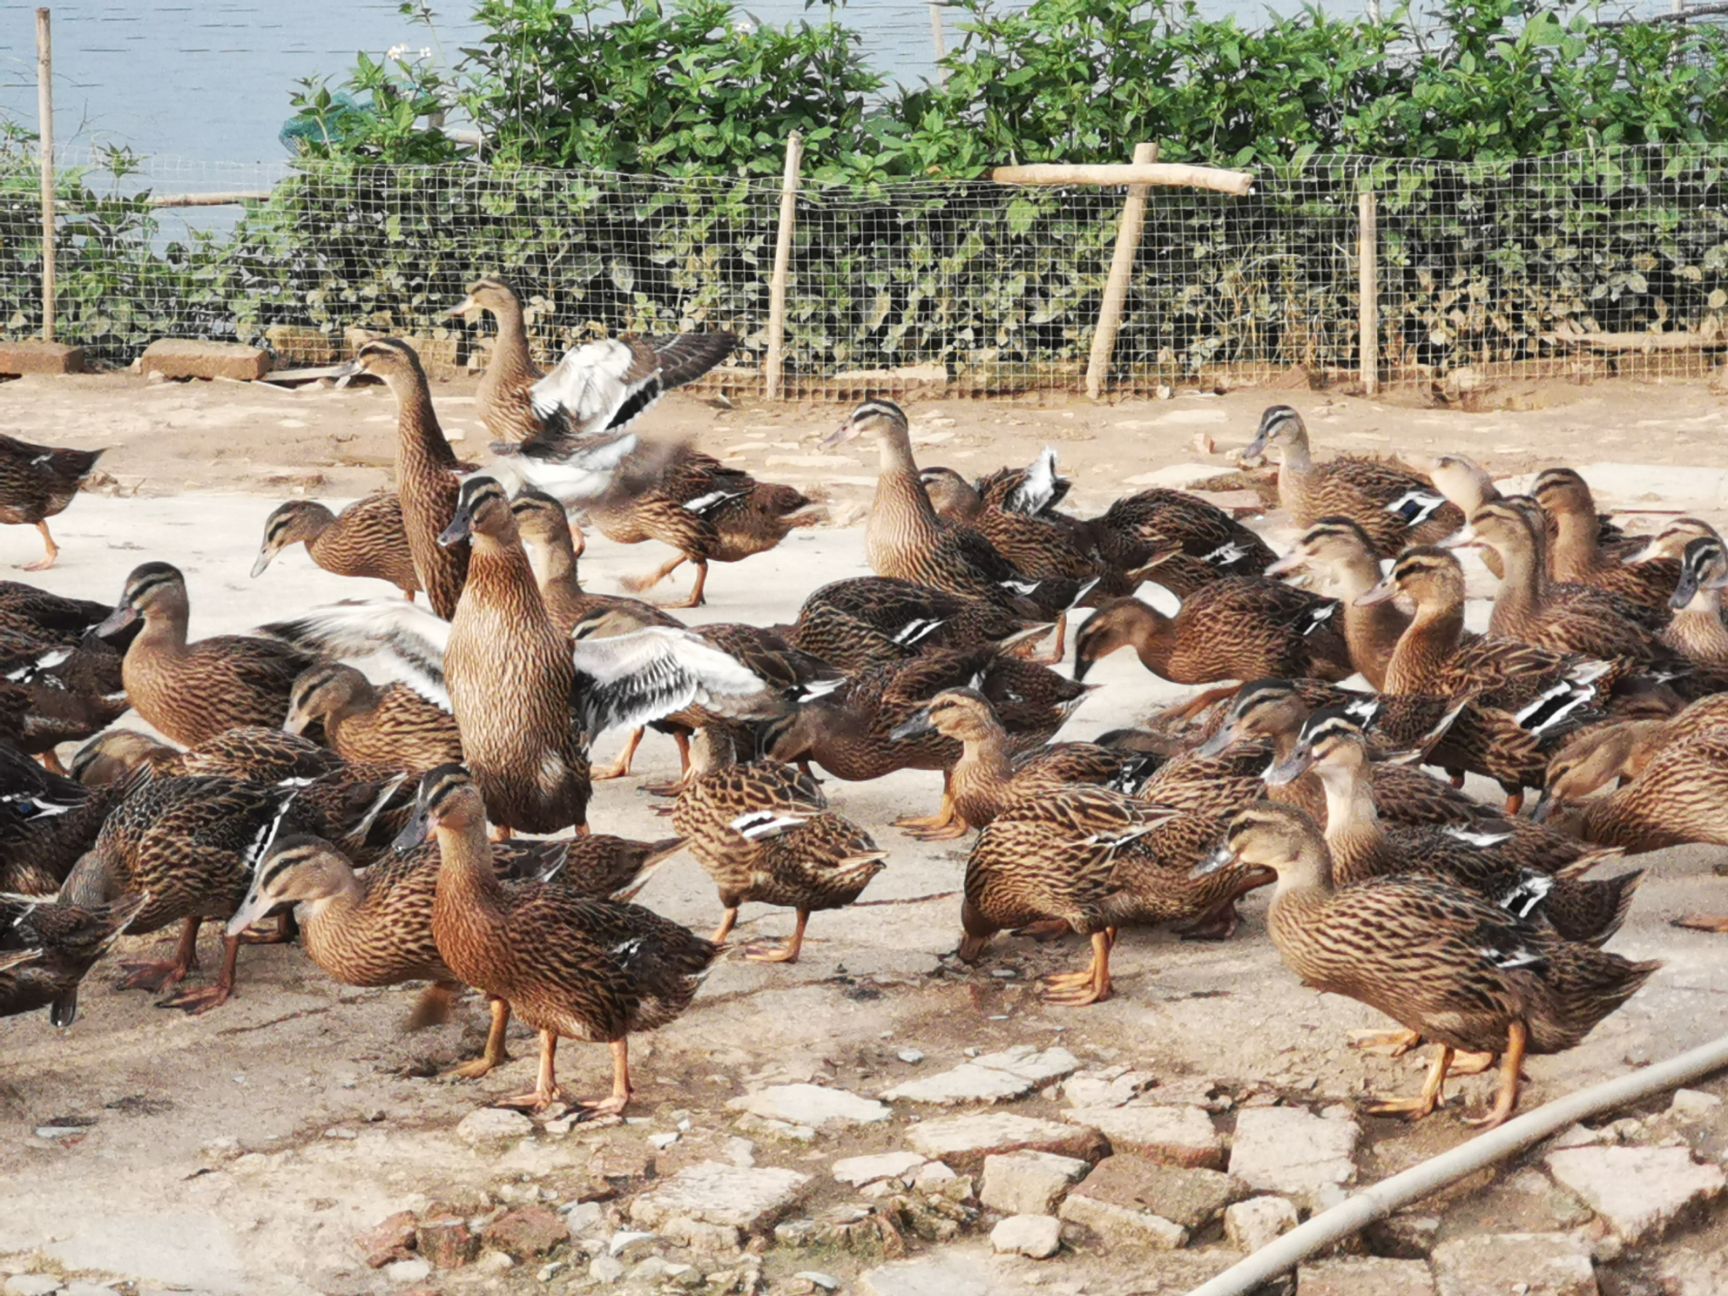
[4,144,1728,395]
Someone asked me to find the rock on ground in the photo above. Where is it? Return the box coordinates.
[1069,1103,1225,1169]
[1544,1145,1726,1244]
[482,1206,568,1260]
[1430,1232,1598,1296]
[1228,1106,1360,1206]
[1061,1065,1158,1109]
[980,1150,1092,1216]
[907,1112,1106,1173]
[628,1162,810,1232]
[729,1083,892,1130]
[858,1250,999,1296]
[1298,1256,1437,1296]
[0,341,86,376]
[832,1150,929,1187]
[882,1045,1079,1105]
[1225,1195,1299,1252]
[991,1213,1063,1259]
[1057,1157,1191,1250]
[140,338,271,382]
[454,1107,534,1146]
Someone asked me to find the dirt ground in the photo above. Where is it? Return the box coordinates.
[1,371,1726,1296]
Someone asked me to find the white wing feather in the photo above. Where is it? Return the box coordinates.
[261,599,452,708]
[570,626,773,736]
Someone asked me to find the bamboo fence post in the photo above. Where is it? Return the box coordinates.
[763,130,803,402]
[1358,189,1379,396]
[1085,142,1159,401]
[36,7,55,344]
[929,2,947,71]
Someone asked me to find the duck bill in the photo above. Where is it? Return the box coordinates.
[1671,575,1701,611]
[436,507,474,548]
[1263,749,1313,786]
[821,420,862,449]
[1530,791,1558,824]
[225,887,276,939]
[250,546,277,579]
[447,294,479,318]
[392,804,434,854]
[283,709,312,737]
[1190,843,1240,879]
[889,710,935,742]
[1241,429,1271,460]
[94,605,139,638]
[1263,552,1305,579]
[1354,582,1400,607]
[1436,526,1478,550]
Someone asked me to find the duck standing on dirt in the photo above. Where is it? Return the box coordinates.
[0,434,105,571]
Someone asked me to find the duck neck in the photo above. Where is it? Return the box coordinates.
[1123,605,1177,676]
[867,426,944,560]
[386,367,460,473]
[1330,556,1405,686]
[1385,595,1463,693]
[470,528,552,624]
[298,871,366,940]
[525,533,583,598]
[1549,510,1599,582]
[1490,537,1545,622]
[135,599,191,659]
[1670,589,1728,662]
[1314,759,1386,885]
[296,505,337,550]
[951,723,1016,809]
[432,818,505,916]
[1265,845,1336,935]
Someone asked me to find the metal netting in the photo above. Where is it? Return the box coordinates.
[4,145,1728,394]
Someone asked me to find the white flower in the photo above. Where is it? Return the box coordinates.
[387,43,409,60]
[418,47,434,61]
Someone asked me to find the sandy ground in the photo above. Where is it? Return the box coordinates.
[0,373,1725,1295]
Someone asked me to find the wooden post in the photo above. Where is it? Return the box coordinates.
[763,130,803,402]
[929,3,947,71]
[1085,142,1159,401]
[993,161,1255,197]
[1358,190,1379,397]
[36,7,55,344]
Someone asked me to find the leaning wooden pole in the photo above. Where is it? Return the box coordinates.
[763,130,804,402]
[1085,143,1159,401]
[1186,1032,1728,1296]
[1358,189,1379,396]
[36,7,56,344]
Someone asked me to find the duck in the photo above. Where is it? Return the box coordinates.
[1450,501,1689,673]
[399,764,720,1113]
[57,772,314,1012]
[673,729,886,963]
[760,642,1088,834]
[286,662,463,774]
[1621,516,1723,566]
[598,449,824,609]
[1241,407,1461,557]
[0,739,108,892]
[1536,725,1728,855]
[824,399,1090,629]
[0,434,105,571]
[959,789,1269,1005]
[1538,694,1728,809]
[338,340,469,618]
[1192,678,1481,827]
[0,581,112,637]
[790,576,1036,674]
[1072,483,1275,599]
[1359,546,1610,808]
[510,488,678,636]
[1196,802,1659,1127]
[264,482,776,837]
[1531,468,1671,614]
[457,275,734,454]
[1071,579,1353,709]
[1267,707,1640,945]
[1264,517,1408,688]
[2,891,148,1026]
[0,626,131,770]
[251,493,420,599]
[886,687,1165,838]
[1661,537,1728,667]
[98,562,315,748]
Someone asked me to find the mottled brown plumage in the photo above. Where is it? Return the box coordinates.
[346,340,469,619]
[1533,468,1675,618]
[1203,804,1658,1127]
[252,493,420,598]
[406,765,719,1112]
[1265,518,1408,688]
[287,662,462,774]
[104,562,314,748]
[1243,407,1461,557]
[0,434,104,570]
[790,576,1034,673]
[674,730,886,963]
[454,278,549,446]
[1,891,146,1026]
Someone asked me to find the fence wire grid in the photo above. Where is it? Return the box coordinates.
[4,145,1728,395]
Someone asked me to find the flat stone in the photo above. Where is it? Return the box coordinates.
[1431,1232,1598,1296]
[980,1150,1092,1215]
[796,1274,841,1293]
[455,1107,534,1146]
[832,1150,928,1187]
[383,1258,432,1285]
[628,1161,809,1232]
[140,338,270,381]
[1299,1257,1436,1296]
[1058,1190,1187,1250]
[991,1213,1063,1259]
[483,1205,568,1259]
[1669,1088,1724,1119]
[1061,1065,1157,1109]
[729,1083,891,1130]
[1093,1161,1244,1230]
[1225,1196,1299,1252]
[607,1230,659,1259]
[1229,1107,1360,1206]
[1070,1104,1224,1169]
[588,1253,626,1284]
[0,340,86,376]
[906,1112,1107,1173]
[1545,1145,1725,1244]
[55,1286,115,1296]
[4,1278,62,1296]
[914,1161,958,1192]
[881,1045,1080,1105]
[857,1252,994,1296]
[263,323,339,365]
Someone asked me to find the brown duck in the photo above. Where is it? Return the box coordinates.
[286,662,463,774]
[0,434,104,571]
[251,493,420,599]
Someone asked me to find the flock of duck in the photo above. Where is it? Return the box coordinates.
[4,278,1726,1131]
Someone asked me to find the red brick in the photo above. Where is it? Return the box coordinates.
[0,340,87,375]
